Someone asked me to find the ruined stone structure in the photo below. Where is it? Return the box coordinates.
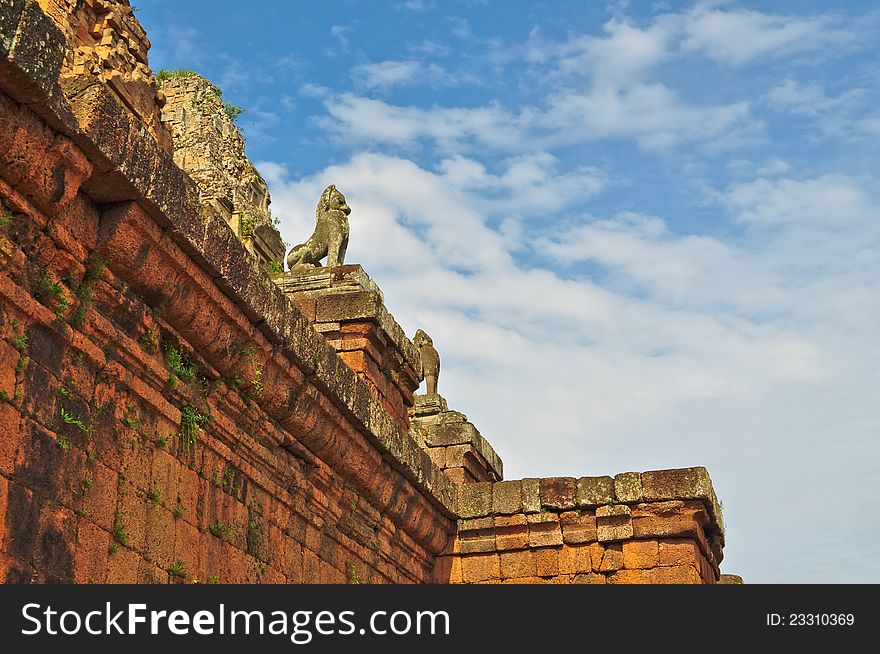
[0,0,734,584]
[159,73,285,271]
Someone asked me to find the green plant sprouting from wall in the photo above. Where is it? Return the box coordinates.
[155,69,197,82]
[169,560,187,579]
[267,260,284,274]
[179,405,210,456]
[35,273,71,317]
[239,216,256,239]
[112,510,129,546]
[60,407,89,433]
[164,343,197,385]
[208,522,236,541]
[69,251,107,328]
[224,101,245,122]
[345,560,366,584]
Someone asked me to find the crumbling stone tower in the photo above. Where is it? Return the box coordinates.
[0,0,738,584]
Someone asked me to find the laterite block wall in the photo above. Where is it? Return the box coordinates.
[0,0,457,584]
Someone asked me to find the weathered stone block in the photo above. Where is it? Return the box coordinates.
[539,477,576,510]
[460,553,499,583]
[534,548,559,577]
[559,511,597,544]
[622,539,659,569]
[641,467,724,545]
[494,514,528,551]
[658,539,698,567]
[596,504,631,518]
[459,516,495,554]
[521,478,541,513]
[492,480,522,515]
[558,544,592,575]
[315,290,382,323]
[596,504,633,542]
[608,568,656,584]
[654,565,702,584]
[576,476,615,507]
[641,467,712,501]
[614,472,643,503]
[597,543,623,572]
[499,549,535,579]
[527,513,563,548]
[457,482,492,519]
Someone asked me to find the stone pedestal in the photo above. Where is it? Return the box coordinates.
[274,265,421,431]
[410,393,503,483]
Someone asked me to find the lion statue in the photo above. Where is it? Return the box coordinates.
[286,184,351,271]
[413,329,440,395]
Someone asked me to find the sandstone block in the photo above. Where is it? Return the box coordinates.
[614,472,643,503]
[492,480,522,515]
[720,573,744,584]
[461,553,500,584]
[596,504,631,518]
[573,572,605,584]
[654,565,701,584]
[622,539,659,569]
[658,539,699,567]
[596,504,633,542]
[608,568,655,584]
[494,514,529,551]
[499,550,535,579]
[641,467,712,501]
[457,482,492,518]
[521,478,541,513]
[539,477,576,510]
[558,544,592,575]
[597,543,623,572]
[528,526,563,549]
[576,476,615,507]
[559,511,597,545]
[459,520,496,554]
[534,548,559,577]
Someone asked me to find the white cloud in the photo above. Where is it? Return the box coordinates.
[351,60,464,90]
[352,61,423,89]
[318,93,534,151]
[755,157,791,176]
[680,3,836,65]
[549,18,676,86]
[395,0,436,11]
[724,174,875,227]
[767,79,861,117]
[329,25,352,52]
[540,82,749,150]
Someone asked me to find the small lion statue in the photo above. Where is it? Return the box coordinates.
[286,184,351,271]
[413,329,440,395]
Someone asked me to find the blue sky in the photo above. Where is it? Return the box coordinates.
[137,1,880,583]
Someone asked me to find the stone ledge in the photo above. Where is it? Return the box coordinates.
[456,466,724,546]
[274,265,419,375]
[410,393,504,481]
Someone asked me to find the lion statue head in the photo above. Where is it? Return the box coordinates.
[318,184,351,218]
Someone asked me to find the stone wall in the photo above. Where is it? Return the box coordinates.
[435,469,724,584]
[275,265,422,433]
[410,393,503,484]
